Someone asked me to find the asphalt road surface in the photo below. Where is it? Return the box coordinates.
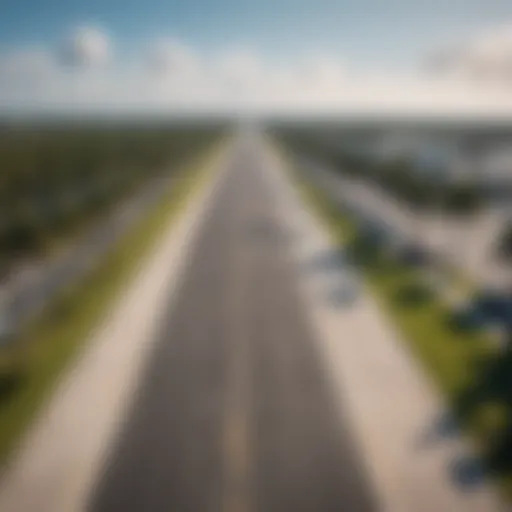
[87,142,376,512]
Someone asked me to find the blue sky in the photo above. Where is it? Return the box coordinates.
[2,0,512,115]
[2,0,511,65]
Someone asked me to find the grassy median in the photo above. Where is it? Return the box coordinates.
[287,158,512,497]
[0,143,222,464]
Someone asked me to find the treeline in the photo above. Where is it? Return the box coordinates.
[499,223,512,260]
[275,128,483,214]
[0,124,222,267]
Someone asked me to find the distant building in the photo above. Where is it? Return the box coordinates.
[369,131,512,199]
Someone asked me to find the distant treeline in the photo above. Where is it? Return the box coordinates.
[0,124,223,268]
[274,128,483,214]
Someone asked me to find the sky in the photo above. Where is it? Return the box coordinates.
[2,0,512,116]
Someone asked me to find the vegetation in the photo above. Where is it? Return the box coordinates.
[281,144,512,498]
[0,123,223,273]
[498,224,512,260]
[0,130,221,463]
[273,127,485,215]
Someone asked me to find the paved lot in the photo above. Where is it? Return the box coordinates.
[299,156,512,290]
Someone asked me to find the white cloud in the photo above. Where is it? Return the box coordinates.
[297,55,345,90]
[2,27,512,116]
[59,26,111,68]
[426,24,512,85]
[146,39,199,76]
[0,48,58,109]
[0,49,54,83]
[215,50,264,83]
[0,49,52,74]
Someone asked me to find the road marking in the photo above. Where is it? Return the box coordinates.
[223,166,252,512]
[224,412,250,512]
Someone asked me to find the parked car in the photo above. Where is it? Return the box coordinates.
[328,273,361,307]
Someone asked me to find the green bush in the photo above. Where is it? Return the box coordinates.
[443,184,482,214]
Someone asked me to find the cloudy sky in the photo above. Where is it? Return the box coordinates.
[2,0,512,116]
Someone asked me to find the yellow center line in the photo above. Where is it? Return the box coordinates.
[223,167,252,512]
